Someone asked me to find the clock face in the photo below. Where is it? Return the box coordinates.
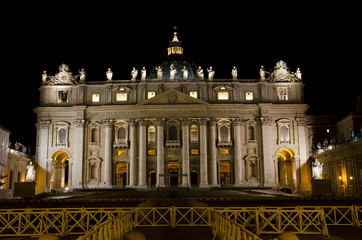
[275,69,288,80]
[59,73,69,83]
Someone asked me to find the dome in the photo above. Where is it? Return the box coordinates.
[148,28,198,81]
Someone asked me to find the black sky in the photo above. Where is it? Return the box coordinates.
[1,2,360,148]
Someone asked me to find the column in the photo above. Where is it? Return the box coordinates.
[156,118,165,187]
[128,119,137,187]
[233,118,244,187]
[296,117,311,193]
[260,116,275,188]
[209,118,218,187]
[199,118,209,188]
[138,119,147,187]
[102,119,113,187]
[181,119,190,187]
[71,120,85,189]
[37,120,51,194]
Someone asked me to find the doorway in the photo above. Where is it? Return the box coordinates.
[190,170,199,187]
[277,148,295,191]
[51,151,69,191]
[168,162,179,187]
[116,162,127,187]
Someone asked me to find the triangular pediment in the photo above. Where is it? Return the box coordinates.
[137,89,209,105]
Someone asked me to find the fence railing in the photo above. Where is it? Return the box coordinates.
[217,207,329,236]
[77,211,132,240]
[212,211,262,240]
[0,205,360,237]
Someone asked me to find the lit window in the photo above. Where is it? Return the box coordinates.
[245,92,253,101]
[148,150,156,155]
[117,150,126,156]
[189,91,198,98]
[220,149,229,155]
[116,93,127,101]
[218,92,229,100]
[191,149,199,155]
[148,92,156,99]
[92,94,100,102]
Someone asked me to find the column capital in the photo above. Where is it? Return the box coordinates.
[39,120,51,129]
[101,119,113,127]
[156,118,165,126]
[71,119,85,128]
[232,118,244,126]
[181,118,190,126]
[259,116,273,126]
[129,119,136,127]
[295,117,307,126]
[199,118,209,126]
[209,118,217,126]
[137,119,147,126]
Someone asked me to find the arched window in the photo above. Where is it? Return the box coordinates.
[58,128,66,144]
[148,126,156,142]
[190,125,198,143]
[169,126,177,140]
[280,126,289,142]
[220,126,228,141]
[91,128,99,142]
[247,126,255,141]
[118,127,126,141]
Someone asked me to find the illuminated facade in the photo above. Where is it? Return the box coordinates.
[35,30,311,194]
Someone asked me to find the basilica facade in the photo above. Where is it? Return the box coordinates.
[35,30,311,194]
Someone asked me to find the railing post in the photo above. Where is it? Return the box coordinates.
[62,209,68,237]
[254,208,260,236]
[170,206,176,229]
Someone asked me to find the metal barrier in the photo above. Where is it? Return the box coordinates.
[77,211,132,240]
[0,205,360,238]
[212,211,262,240]
[217,207,329,237]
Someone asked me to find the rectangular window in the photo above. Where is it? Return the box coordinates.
[148,92,156,99]
[92,94,100,102]
[148,149,156,155]
[191,149,199,155]
[245,92,253,101]
[189,91,198,98]
[116,93,128,101]
[218,92,229,100]
[220,149,229,155]
[117,150,126,156]
[277,87,288,100]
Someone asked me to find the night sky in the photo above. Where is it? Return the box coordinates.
[1,3,359,149]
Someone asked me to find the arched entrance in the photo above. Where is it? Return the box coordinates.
[51,151,69,191]
[277,148,295,192]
